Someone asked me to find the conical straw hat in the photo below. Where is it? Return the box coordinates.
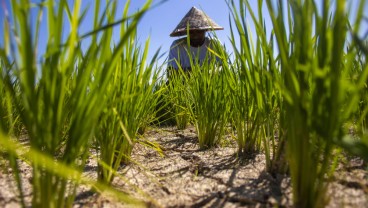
[170,6,224,37]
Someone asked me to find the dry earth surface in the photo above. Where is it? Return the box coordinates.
[0,125,367,207]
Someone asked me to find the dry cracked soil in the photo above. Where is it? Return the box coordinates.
[1,125,367,207]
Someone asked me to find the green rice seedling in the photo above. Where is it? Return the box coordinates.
[0,60,25,206]
[184,48,231,149]
[96,7,162,183]
[266,1,339,207]
[225,56,264,156]
[0,62,15,135]
[0,34,22,137]
[230,0,368,206]
[227,0,267,157]
[349,39,368,135]
[0,0,152,207]
[260,0,368,207]
[334,25,368,160]
[150,78,177,126]
[166,69,191,129]
[228,0,286,169]
[96,46,162,183]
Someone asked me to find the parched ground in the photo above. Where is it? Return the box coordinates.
[1,125,368,207]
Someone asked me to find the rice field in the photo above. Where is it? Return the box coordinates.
[0,0,368,207]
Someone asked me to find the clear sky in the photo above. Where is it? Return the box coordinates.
[1,0,367,66]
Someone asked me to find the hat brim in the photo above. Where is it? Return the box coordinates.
[170,27,224,37]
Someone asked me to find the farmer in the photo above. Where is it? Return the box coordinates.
[167,6,224,75]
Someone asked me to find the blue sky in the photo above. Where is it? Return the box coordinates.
[1,0,367,66]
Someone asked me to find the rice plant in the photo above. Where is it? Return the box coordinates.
[0,60,25,206]
[350,39,368,135]
[96,24,163,184]
[0,0,152,207]
[166,70,191,130]
[185,50,231,149]
[228,0,268,157]
[264,0,368,207]
[0,62,16,135]
[228,0,368,207]
[227,0,287,173]
[150,78,177,126]
[334,25,368,160]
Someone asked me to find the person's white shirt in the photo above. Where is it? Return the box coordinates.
[167,37,219,70]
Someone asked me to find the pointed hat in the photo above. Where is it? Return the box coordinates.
[170,6,224,37]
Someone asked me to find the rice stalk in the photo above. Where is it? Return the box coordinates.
[96,2,162,183]
[186,56,231,148]
[166,70,191,130]
[0,0,152,207]
[263,0,368,207]
[228,0,283,163]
